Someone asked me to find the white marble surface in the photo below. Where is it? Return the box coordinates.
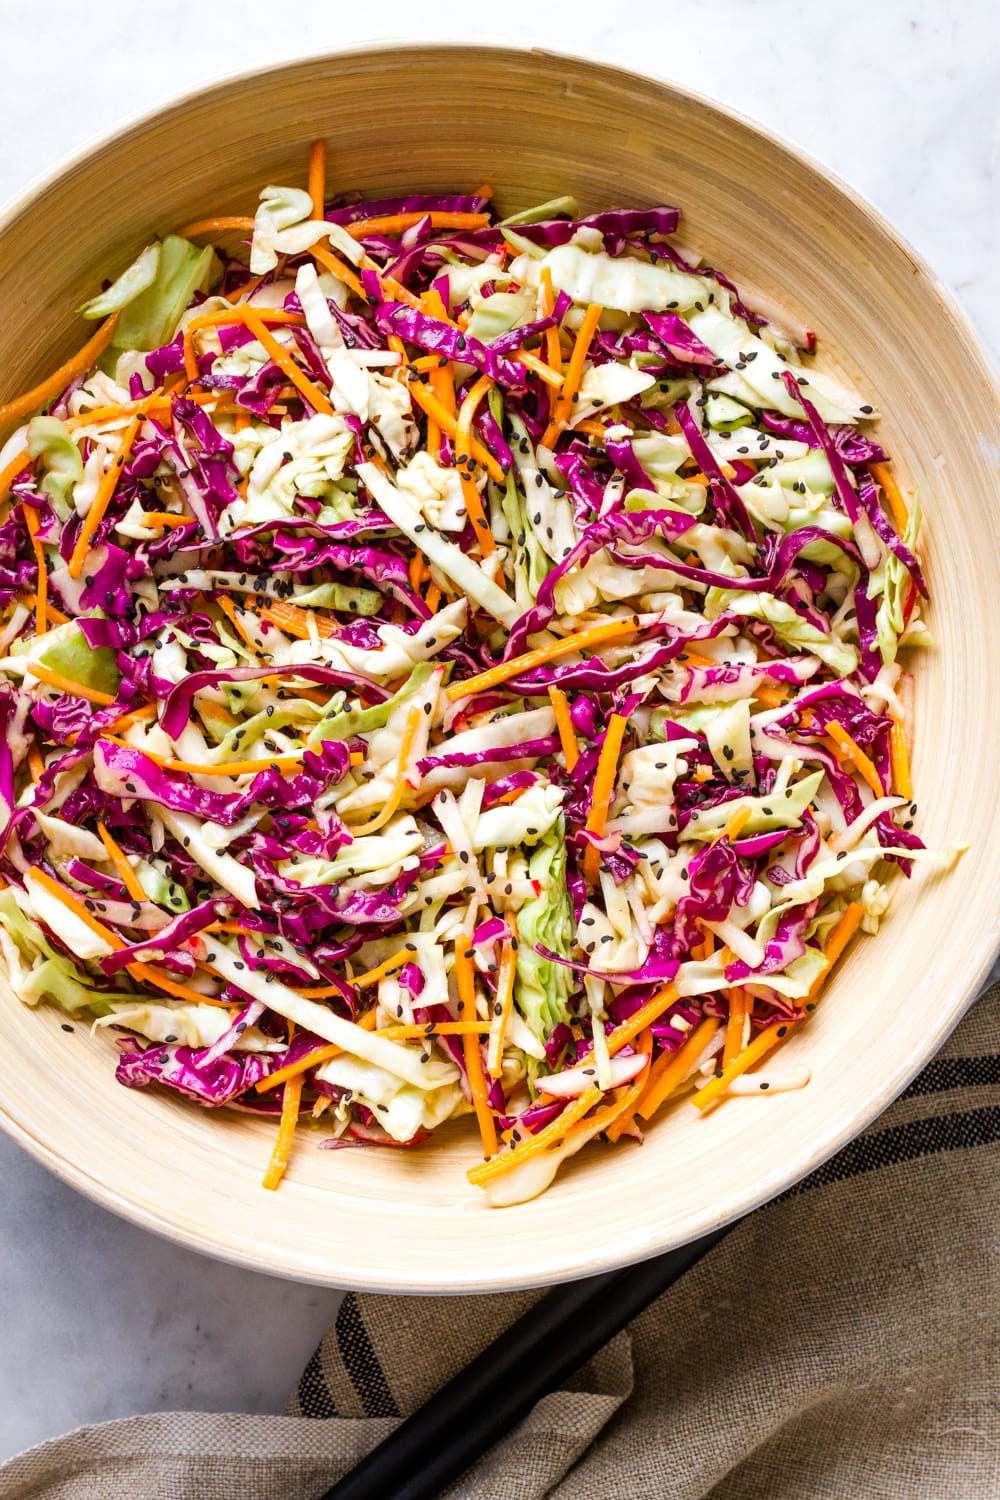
[0,0,997,1467]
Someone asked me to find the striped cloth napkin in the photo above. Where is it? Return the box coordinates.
[3,984,997,1499]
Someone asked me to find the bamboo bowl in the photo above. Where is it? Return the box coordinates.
[0,46,997,1291]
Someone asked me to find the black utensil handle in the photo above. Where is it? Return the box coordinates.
[320,1224,731,1500]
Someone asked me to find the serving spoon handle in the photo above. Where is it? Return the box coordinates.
[320,1223,732,1500]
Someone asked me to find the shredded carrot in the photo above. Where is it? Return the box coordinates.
[420,291,451,452]
[262,1068,304,1190]
[408,551,428,591]
[693,926,716,962]
[258,1044,340,1093]
[179,216,255,238]
[27,743,44,783]
[358,256,425,311]
[241,305,334,417]
[716,804,751,845]
[408,356,450,375]
[0,449,30,498]
[96,821,147,904]
[377,1020,492,1040]
[36,600,68,627]
[539,267,562,377]
[404,377,504,482]
[424,407,442,456]
[446,617,641,703]
[64,391,234,430]
[468,1084,602,1184]
[488,786,530,807]
[541,302,603,448]
[100,736,305,778]
[215,593,263,653]
[138,510,195,530]
[28,661,117,705]
[583,713,627,882]
[307,139,326,220]
[677,648,722,670]
[0,315,119,430]
[889,713,912,800]
[723,989,748,1070]
[182,327,199,383]
[601,1030,655,1142]
[345,211,491,239]
[225,271,269,304]
[104,702,158,734]
[255,1011,379,1092]
[692,902,864,1111]
[256,598,338,641]
[25,867,120,948]
[424,582,442,613]
[690,1020,790,1111]
[754,683,790,709]
[870,461,909,534]
[487,938,518,1078]
[808,902,864,1003]
[68,407,147,578]
[491,1032,656,1170]
[572,419,606,443]
[311,242,366,300]
[636,1017,721,1122]
[515,350,563,388]
[571,983,681,1078]
[455,374,498,558]
[548,686,579,771]
[455,933,499,1157]
[187,307,306,334]
[21,504,47,635]
[347,704,422,835]
[352,950,413,988]
[132,963,234,1008]
[826,721,885,797]
[475,1030,655,1179]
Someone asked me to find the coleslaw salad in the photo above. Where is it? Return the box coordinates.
[0,140,949,1205]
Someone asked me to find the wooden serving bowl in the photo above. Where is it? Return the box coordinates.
[0,47,997,1291]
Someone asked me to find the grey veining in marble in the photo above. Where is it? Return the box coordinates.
[0,0,996,1466]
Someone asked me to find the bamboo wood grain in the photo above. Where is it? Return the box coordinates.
[0,46,997,1292]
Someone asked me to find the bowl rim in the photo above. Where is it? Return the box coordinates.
[0,41,997,1291]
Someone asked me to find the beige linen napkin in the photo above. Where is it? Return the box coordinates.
[3,985,997,1500]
